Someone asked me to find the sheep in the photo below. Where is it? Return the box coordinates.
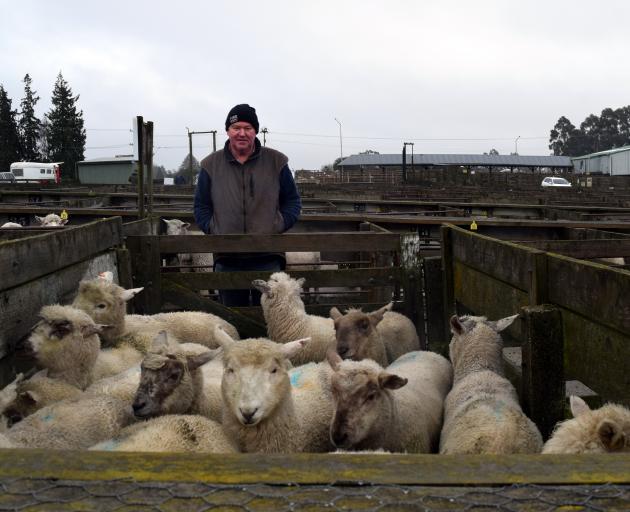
[162,218,214,272]
[542,396,630,454]
[90,414,238,453]
[0,222,22,228]
[327,350,452,453]
[131,331,220,422]
[330,303,420,366]
[0,395,134,450]
[0,374,24,430]
[439,314,543,455]
[215,327,335,453]
[35,213,67,226]
[1,370,84,427]
[28,304,104,390]
[252,271,336,365]
[72,273,239,352]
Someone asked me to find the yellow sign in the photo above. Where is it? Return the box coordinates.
[60,209,68,220]
[470,220,478,231]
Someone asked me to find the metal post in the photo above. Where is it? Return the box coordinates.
[145,121,154,216]
[136,116,145,219]
[515,135,520,155]
[187,128,193,184]
[334,118,343,160]
[211,130,217,152]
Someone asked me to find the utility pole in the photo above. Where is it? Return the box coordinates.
[334,118,343,160]
[186,129,218,184]
[515,135,521,155]
[403,142,414,182]
[261,127,268,146]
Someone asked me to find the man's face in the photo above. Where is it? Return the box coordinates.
[228,122,256,154]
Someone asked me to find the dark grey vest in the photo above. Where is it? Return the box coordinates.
[200,145,289,235]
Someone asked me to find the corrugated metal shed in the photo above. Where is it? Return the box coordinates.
[338,153,573,168]
[572,146,630,175]
[77,157,138,185]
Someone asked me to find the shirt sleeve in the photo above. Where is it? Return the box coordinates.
[193,170,213,234]
[279,164,302,232]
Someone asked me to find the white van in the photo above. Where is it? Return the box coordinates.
[10,162,62,184]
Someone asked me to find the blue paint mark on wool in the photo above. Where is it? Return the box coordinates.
[289,363,315,388]
[388,351,422,369]
[97,440,121,451]
[42,413,54,423]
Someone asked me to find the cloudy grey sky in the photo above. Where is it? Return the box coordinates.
[2,0,629,171]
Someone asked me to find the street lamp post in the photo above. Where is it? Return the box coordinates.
[515,135,521,155]
[334,118,343,161]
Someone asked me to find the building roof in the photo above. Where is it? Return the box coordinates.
[338,153,573,168]
[78,157,137,165]
[571,145,630,160]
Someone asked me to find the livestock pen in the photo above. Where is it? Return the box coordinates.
[0,216,627,509]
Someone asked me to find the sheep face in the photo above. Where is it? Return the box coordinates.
[221,340,293,426]
[329,359,407,449]
[252,272,305,308]
[330,306,387,361]
[28,305,102,370]
[35,214,67,226]
[162,218,191,235]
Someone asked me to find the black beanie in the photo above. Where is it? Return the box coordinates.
[225,104,259,133]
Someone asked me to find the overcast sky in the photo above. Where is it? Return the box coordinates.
[2,0,630,171]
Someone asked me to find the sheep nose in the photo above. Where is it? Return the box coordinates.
[338,346,349,357]
[331,430,348,447]
[240,407,258,424]
[132,400,147,415]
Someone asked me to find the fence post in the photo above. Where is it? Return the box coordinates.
[126,235,162,314]
[423,256,447,356]
[400,233,425,349]
[440,225,455,341]
[520,304,565,441]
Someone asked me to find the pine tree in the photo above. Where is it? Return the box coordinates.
[18,74,41,162]
[0,85,21,172]
[46,72,86,181]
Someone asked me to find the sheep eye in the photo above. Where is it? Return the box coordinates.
[96,303,107,310]
[365,393,376,402]
[226,367,234,374]
[271,367,278,374]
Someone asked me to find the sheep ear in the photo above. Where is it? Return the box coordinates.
[330,307,342,321]
[570,395,591,417]
[369,303,391,325]
[150,331,169,352]
[214,326,236,348]
[378,372,408,390]
[120,287,144,301]
[597,420,625,452]
[326,347,343,370]
[182,222,191,229]
[186,350,217,371]
[296,277,306,288]
[280,337,310,359]
[35,215,44,224]
[31,369,49,381]
[81,323,106,338]
[450,315,464,335]
[492,314,519,332]
[21,390,39,405]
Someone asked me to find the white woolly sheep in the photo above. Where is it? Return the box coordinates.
[439,314,543,455]
[72,273,239,353]
[327,350,452,453]
[0,222,22,228]
[330,303,420,366]
[542,396,630,454]
[90,414,238,453]
[215,327,335,453]
[162,218,214,272]
[0,395,134,450]
[252,272,335,365]
[0,374,24,430]
[28,304,104,390]
[131,331,220,421]
[35,213,67,226]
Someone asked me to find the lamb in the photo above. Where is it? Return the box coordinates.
[542,396,630,454]
[72,272,239,353]
[327,350,452,453]
[90,414,238,453]
[252,272,336,365]
[35,213,67,226]
[0,394,134,450]
[0,222,22,228]
[131,331,221,422]
[162,218,214,272]
[330,303,420,366]
[439,314,543,455]
[215,327,335,453]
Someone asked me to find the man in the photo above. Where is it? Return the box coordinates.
[193,104,302,306]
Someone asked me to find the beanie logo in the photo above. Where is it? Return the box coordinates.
[229,114,238,124]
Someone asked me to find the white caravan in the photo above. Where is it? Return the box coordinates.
[10,162,62,183]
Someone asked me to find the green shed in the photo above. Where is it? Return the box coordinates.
[77,157,138,185]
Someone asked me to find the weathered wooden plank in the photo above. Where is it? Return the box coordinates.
[164,268,401,290]
[127,235,162,314]
[0,252,118,361]
[449,224,542,291]
[423,256,447,355]
[560,307,630,405]
[520,306,565,441]
[0,450,628,485]
[547,254,630,335]
[0,217,124,290]
[517,238,630,258]
[453,261,530,322]
[154,232,401,253]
